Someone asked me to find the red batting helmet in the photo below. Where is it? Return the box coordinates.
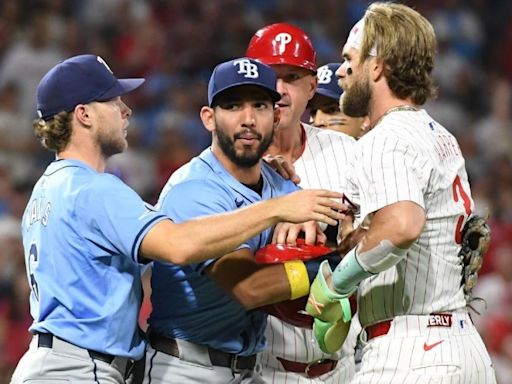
[246,23,317,72]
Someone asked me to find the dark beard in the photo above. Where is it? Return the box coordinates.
[216,125,273,168]
[342,76,371,118]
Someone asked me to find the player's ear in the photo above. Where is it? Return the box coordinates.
[273,106,281,128]
[74,104,93,128]
[200,106,215,133]
[370,57,385,82]
[307,73,318,101]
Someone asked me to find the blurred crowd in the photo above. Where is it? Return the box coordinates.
[0,0,511,382]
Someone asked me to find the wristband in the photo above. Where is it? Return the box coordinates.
[284,260,310,300]
[332,247,373,295]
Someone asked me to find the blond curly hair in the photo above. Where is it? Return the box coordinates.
[33,111,73,152]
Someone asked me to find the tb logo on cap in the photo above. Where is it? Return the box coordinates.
[275,33,292,54]
[233,59,259,79]
[317,65,333,84]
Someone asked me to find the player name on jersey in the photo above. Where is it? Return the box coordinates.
[433,131,462,160]
[427,313,453,327]
[27,197,51,227]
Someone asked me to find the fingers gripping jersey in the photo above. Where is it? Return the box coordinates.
[261,124,359,382]
[343,109,473,327]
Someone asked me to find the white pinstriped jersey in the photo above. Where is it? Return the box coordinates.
[261,124,359,381]
[293,124,355,192]
[343,108,472,327]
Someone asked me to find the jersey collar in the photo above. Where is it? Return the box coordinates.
[199,148,271,201]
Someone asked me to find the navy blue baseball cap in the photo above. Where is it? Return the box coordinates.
[36,54,145,121]
[315,63,343,100]
[208,58,281,107]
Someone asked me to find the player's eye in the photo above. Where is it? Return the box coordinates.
[253,101,270,110]
[284,73,301,82]
[219,102,240,110]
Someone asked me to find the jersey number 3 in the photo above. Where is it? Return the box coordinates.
[452,175,472,244]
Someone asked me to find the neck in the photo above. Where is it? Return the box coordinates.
[211,146,261,185]
[58,143,108,173]
[266,122,304,163]
[368,87,417,129]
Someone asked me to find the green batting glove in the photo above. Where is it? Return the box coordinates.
[313,317,352,354]
[306,260,354,323]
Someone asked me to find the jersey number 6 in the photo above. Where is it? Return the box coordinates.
[28,243,40,301]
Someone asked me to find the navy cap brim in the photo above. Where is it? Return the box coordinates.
[210,81,281,106]
[96,78,145,101]
[308,93,340,111]
[315,87,342,101]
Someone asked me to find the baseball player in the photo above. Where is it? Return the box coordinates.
[308,63,368,139]
[144,58,347,384]
[246,24,358,383]
[306,3,497,383]
[11,54,344,384]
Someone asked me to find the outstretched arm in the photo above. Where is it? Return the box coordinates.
[206,248,291,310]
[140,189,346,265]
[206,244,344,310]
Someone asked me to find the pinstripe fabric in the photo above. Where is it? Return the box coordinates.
[261,124,359,383]
[350,312,496,383]
[294,124,354,193]
[349,110,470,326]
[344,109,495,383]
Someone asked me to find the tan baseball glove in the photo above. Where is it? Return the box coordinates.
[459,215,491,298]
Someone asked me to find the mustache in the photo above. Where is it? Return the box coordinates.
[234,129,262,140]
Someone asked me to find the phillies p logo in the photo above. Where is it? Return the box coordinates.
[275,33,292,54]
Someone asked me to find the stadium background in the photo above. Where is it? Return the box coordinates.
[0,0,511,382]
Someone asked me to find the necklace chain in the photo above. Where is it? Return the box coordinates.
[374,105,419,127]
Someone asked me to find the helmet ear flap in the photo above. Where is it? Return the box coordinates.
[246,23,317,72]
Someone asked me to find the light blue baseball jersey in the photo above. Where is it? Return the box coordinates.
[150,148,298,356]
[22,159,167,359]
